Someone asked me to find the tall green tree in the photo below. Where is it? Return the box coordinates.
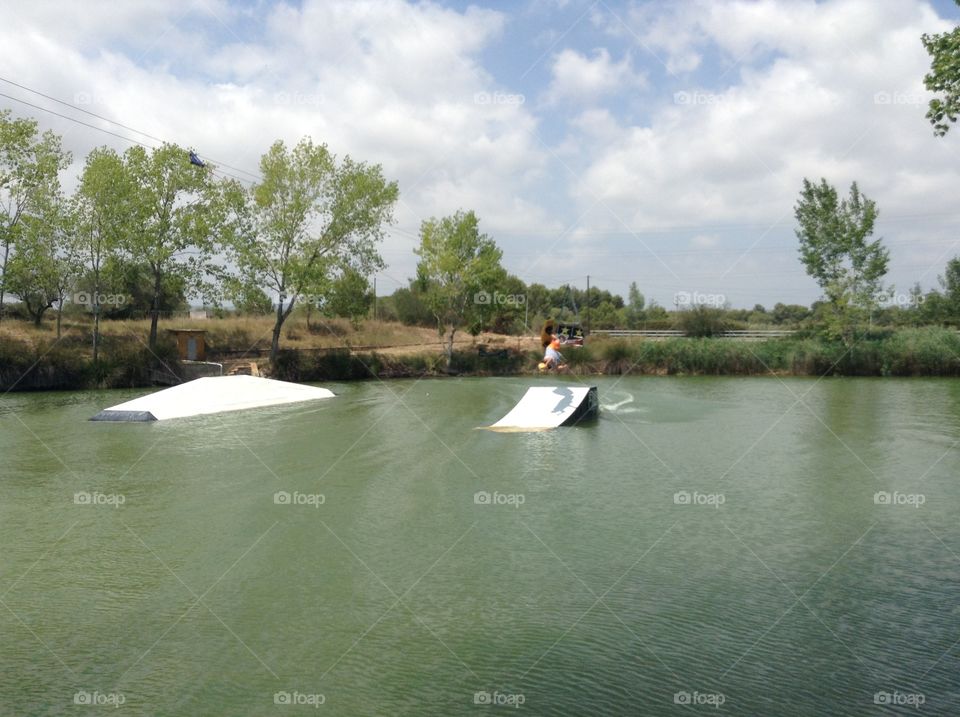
[523,282,551,326]
[99,259,188,319]
[625,281,646,328]
[414,210,506,368]
[229,282,273,316]
[795,178,889,342]
[0,111,71,321]
[922,0,960,136]
[120,143,223,351]
[5,195,77,332]
[322,267,373,326]
[939,256,960,320]
[391,286,433,326]
[71,147,132,360]
[223,138,398,361]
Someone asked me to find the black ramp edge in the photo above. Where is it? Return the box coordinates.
[560,386,599,427]
[89,410,157,422]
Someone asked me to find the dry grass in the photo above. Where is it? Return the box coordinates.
[0,313,538,356]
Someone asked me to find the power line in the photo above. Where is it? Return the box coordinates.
[0,90,257,186]
[0,91,154,150]
[0,77,262,184]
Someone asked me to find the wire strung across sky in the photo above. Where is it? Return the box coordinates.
[1,73,957,293]
[0,76,262,186]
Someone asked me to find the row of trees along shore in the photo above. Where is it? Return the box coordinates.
[0,118,399,362]
[3,111,960,369]
[1,4,958,372]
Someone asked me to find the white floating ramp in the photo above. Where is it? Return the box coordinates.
[488,386,599,432]
[91,375,334,422]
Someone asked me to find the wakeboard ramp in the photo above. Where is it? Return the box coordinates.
[487,386,598,432]
[90,375,334,422]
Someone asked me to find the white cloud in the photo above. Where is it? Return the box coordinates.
[1,0,958,306]
[0,0,562,288]
[691,234,719,248]
[544,47,646,104]
[563,0,960,303]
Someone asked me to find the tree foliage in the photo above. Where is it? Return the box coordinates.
[71,147,131,358]
[5,199,76,329]
[119,143,222,351]
[322,267,373,325]
[795,178,889,341]
[676,304,730,337]
[939,256,960,320]
[414,210,506,367]
[0,110,71,320]
[229,282,273,316]
[223,138,397,361]
[922,1,960,136]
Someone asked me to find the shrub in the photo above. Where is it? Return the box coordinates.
[675,306,730,337]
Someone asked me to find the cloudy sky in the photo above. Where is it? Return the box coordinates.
[2,0,959,308]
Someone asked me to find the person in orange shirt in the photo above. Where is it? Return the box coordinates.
[541,336,566,371]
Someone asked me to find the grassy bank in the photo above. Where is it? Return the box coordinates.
[0,332,180,391]
[571,328,960,376]
[2,324,960,391]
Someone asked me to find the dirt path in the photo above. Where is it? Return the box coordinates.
[368,333,540,356]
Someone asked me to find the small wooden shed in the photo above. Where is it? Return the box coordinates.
[166,329,207,361]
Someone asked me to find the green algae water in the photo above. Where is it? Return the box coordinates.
[2,376,959,715]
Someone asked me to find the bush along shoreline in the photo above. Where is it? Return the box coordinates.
[3,328,960,392]
[562,328,960,377]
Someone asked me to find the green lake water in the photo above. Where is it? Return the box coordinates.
[1,376,959,715]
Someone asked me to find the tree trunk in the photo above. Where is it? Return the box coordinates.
[271,315,283,363]
[0,239,9,325]
[91,264,100,362]
[270,299,293,363]
[56,302,62,339]
[93,308,100,362]
[445,325,456,370]
[148,270,162,352]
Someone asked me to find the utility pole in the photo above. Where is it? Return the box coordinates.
[585,275,590,336]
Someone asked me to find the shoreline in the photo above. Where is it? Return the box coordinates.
[4,326,960,392]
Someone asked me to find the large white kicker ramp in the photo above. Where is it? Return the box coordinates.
[488,386,598,431]
[90,375,334,421]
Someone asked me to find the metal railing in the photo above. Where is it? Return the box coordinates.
[591,329,797,339]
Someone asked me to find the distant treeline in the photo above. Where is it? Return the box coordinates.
[369,279,960,336]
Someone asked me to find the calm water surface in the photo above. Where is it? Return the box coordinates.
[1,376,959,715]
